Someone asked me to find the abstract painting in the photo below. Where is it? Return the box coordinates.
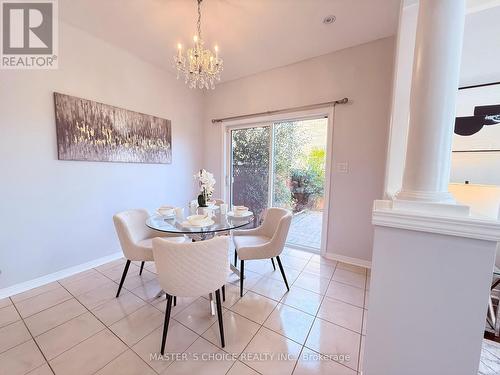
[453,83,500,152]
[54,93,172,163]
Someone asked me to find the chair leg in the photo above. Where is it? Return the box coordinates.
[276,256,289,291]
[116,260,131,297]
[271,258,276,270]
[222,285,226,302]
[174,296,177,307]
[234,251,237,267]
[215,289,225,348]
[240,260,245,297]
[161,294,173,355]
[139,261,145,275]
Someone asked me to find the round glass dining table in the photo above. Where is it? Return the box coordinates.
[145,206,254,239]
[145,205,254,315]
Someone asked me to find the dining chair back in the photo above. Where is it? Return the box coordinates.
[113,209,154,261]
[152,236,229,353]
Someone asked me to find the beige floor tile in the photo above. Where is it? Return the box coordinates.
[0,304,21,328]
[364,290,370,309]
[283,248,313,261]
[59,269,101,285]
[119,270,157,291]
[0,340,46,375]
[0,320,31,354]
[92,291,146,326]
[263,303,315,344]
[278,255,309,271]
[94,257,126,272]
[174,297,222,335]
[49,329,127,375]
[36,312,105,360]
[250,277,289,301]
[62,273,113,296]
[230,291,278,324]
[305,318,360,371]
[203,310,259,354]
[14,288,73,319]
[144,262,157,274]
[293,272,330,295]
[281,287,322,315]
[129,278,162,302]
[10,282,61,303]
[308,255,337,267]
[219,283,244,308]
[294,347,356,375]
[317,297,363,333]
[109,304,164,346]
[336,263,367,275]
[163,337,234,375]
[98,263,139,281]
[303,262,335,279]
[26,363,54,375]
[96,349,156,375]
[325,282,364,308]
[132,322,198,373]
[153,295,198,317]
[25,298,86,337]
[0,297,12,309]
[227,361,260,375]
[242,327,301,375]
[332,268,367,289]
[244,259,276,275]
[75,280,119,309]
[231,270,264,290]
[267,266,301,284]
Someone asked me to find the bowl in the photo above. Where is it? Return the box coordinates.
[233,206,249,216]
[187,214,209,226]
[157,206,175,217]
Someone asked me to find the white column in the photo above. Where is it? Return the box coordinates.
[396,0,465,203]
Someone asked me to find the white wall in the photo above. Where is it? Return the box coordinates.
[0,22,204,289]
[202,37,395,263]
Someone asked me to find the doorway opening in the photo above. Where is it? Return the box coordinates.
[226,115,330,253]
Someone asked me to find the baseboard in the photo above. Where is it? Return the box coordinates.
[323,252,372,269]
[0,251,123,299]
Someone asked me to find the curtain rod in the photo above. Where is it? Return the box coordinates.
[211,97,349,124]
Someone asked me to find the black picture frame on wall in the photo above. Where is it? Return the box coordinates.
[453,81,500,153]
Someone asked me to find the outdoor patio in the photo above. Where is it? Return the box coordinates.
[286,210,323,250]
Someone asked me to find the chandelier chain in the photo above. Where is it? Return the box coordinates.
[197,0,202,39]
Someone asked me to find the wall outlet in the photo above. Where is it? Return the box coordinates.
[337,162,349,174]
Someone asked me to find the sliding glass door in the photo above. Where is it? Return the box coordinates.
[228,116,329,252]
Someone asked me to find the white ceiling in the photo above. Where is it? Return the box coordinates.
[59,0,401,82]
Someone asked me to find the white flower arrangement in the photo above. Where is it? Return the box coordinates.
[194,169,216,198]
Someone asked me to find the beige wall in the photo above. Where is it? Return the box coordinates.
[202,37,395,263]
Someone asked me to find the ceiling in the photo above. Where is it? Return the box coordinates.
[59,0,401,82]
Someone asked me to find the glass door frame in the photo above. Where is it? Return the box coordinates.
[220,106,335,255]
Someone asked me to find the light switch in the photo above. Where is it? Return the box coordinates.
[337,162,349,174]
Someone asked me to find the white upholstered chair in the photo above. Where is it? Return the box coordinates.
[152,236,229,353]
[232,207,292,297]
[113,209,185,297]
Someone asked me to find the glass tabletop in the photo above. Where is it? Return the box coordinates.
[146,205,254,234]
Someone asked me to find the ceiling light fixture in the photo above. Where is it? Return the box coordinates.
[323,15,336,24]
[174,0,223,89]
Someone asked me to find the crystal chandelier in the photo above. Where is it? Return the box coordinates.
[174,0,223,89]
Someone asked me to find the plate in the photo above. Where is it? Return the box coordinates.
[227,211,253,218]
[181,219,215,228]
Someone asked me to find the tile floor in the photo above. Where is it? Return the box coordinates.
[0,247,368,375]
[1,246,497,375]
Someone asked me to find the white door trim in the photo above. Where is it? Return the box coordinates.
[219,106,335,254]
